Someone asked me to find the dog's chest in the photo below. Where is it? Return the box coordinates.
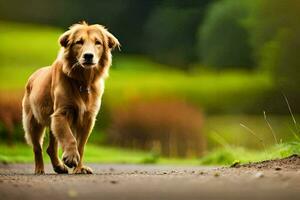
[78,89,101,114]
[77,82,104,118]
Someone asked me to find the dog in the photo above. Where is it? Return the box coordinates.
[22,22,119,174]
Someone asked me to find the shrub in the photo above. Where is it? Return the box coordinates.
[108,99,206,157]
[0,90,23,144]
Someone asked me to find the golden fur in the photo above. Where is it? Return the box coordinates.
[22,22,119,174]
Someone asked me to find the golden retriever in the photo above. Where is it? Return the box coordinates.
[22,22,119,174]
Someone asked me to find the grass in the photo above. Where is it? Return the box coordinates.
[0,143,200,165]
[106,57,273,113]
[201,105,300,165]
[0,21,60,89]
[1,141,300,166]
[199,141,300,165]
[204,115,300,149]
[0,143,153,164]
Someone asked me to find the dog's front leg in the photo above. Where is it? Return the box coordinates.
[73,116,95,174]
[51,108,80,168]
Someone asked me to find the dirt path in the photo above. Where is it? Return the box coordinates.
[0,160,300,200]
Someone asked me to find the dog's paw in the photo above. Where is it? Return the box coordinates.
[35,168,45,175]
[53,163,69,174]
[73,166,93,174]
[62,149,80,168]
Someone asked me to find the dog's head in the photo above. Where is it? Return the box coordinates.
[58,22,119,74]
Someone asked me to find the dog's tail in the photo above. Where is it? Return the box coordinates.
[22,93,33,145]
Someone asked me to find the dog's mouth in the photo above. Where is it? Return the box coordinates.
[81,62,96,68]
[78,56,98,68]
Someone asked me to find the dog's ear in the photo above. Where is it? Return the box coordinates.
[106,31,120,50]
[95,25,121,50]
[59,30,71,47]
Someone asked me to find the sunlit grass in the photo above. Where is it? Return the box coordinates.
[1,141,300,165]
[0,142,199,165]
[0,143,153,164]
[0,21,61,90]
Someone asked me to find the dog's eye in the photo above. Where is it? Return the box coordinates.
[95,40,102,46]
[75,39,84,45]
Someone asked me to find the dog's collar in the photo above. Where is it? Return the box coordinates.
[79,85,91,93]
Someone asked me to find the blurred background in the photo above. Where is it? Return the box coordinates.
[0,0,299,165]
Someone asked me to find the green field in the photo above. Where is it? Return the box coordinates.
[0,143,158,164]
[1,141,300,165]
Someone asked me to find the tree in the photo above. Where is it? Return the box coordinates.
[198,0,254,69]
[144,0,211,69]
[248,0,300,106]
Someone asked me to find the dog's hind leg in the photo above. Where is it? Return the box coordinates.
[23,108,45,174]
[47,131,68,174]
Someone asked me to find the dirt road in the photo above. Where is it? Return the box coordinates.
[0,159,300,200]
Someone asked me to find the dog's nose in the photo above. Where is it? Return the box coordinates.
[83,53,94,61]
